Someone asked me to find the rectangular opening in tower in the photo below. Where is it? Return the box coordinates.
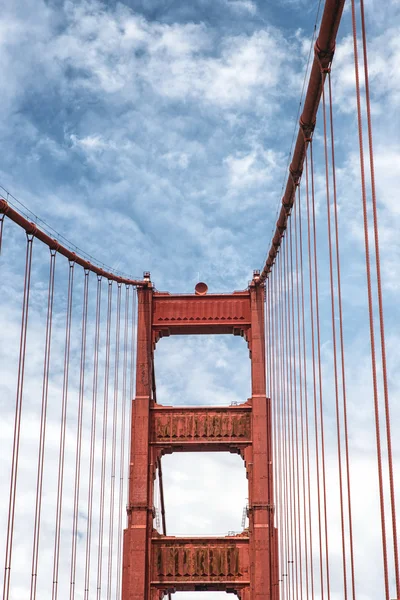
[155,335,251,406]
[154,453,248,537]
[172,593,236,599]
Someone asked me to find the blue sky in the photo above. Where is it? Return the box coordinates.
[0,0,320,291]
[0,0,399,599]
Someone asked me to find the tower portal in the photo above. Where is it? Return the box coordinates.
[122,275,279,599]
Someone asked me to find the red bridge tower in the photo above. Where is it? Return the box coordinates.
[122,273,278,599]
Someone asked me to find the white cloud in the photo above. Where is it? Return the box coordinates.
[224,0,257,15]
[70,133,112,150]
[0,1,297,112]
[224,146,281,191]
[333,26,400,115]
[162,151,190,169]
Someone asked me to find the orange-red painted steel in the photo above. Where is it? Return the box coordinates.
[351,0,400,596]
[30,249,56,600]
[122,278,278,599]
[327,72,357,599]
[52,261,75,600]
[70,270,90,600]
[0,199,146,286]
[259,0,346,282]
[84,276,102,600]
[3,235,34,600]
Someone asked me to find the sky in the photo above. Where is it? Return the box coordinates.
[0,0,399,599]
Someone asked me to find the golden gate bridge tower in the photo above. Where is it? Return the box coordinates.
[122,276,278,599]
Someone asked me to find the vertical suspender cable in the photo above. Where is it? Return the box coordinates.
[321,82,348,599]
[84,276,102,599]
[116,286,130,598]
[30,248,57,600]
[284,238,292,600]
[290,224,300,600]
[156,457,172,600]
[127,289,136,513]
[285,234,295,599]
[298,170,314,599]
[266,279,271,399]
[129,288,136,405]
[265,278,273,597]
[97,281,113,600]
[310,132,331,600]
[284,236,294,598]
[70,270,90,600]
[269,267,279,592]
[285,239,291,599]
[265,274,274,600]
[282,239,290,599]
[290,228,298,600]
[266,278,271,402]
[289,218,302,600]
[350,2,390,597]
[294,193,306,599]
[294,189,310,599]
[279,245,289,599]
[52,260,75,600]
[272,266,280,594]
[107,283,122,599]
[0,213,4,254]
[327,71,357,600]
[281,239,288,599]
[305,147,325,600]
[3,233,34,600]
[275,252,284,594]
[359,1,399,594]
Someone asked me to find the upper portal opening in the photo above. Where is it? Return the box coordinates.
[155,335,251,406]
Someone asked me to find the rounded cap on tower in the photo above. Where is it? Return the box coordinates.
[195,282,208,295]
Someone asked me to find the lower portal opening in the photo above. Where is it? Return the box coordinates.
[155,453,248,536]
[171,593,236,599]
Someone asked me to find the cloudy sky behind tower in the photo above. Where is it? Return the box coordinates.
[0,0,399,599]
